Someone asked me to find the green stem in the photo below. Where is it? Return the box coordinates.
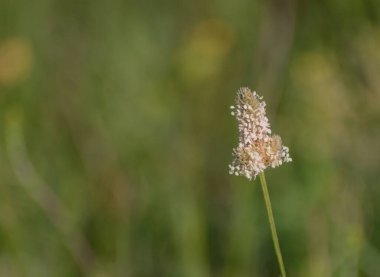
[259,172,287,277]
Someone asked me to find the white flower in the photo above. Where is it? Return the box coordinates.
[229,87,292,180]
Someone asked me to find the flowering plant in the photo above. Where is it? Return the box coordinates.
[229,87,291,277]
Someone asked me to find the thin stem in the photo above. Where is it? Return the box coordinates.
[259,172,287,277]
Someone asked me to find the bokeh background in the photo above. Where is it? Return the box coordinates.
[1,0,380,276]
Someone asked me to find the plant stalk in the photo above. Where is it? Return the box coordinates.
[259,172,287,277]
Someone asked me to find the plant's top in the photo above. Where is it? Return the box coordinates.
[229,87,292,180]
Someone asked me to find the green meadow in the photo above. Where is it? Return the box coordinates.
[1,0,380,276]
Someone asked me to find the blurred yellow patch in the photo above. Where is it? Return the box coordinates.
[351,27,380,111]
[0,38,33,87]
[178,20,234,83]
[290,51,352,155]
[292,51,351,121]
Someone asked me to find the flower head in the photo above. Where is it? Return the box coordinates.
[229,87,292,180]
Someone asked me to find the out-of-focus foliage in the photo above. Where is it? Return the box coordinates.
[1,0,380,276]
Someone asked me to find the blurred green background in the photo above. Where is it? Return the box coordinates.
[1,0,380,276]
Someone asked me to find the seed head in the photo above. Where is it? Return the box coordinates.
[229,87,292,180]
